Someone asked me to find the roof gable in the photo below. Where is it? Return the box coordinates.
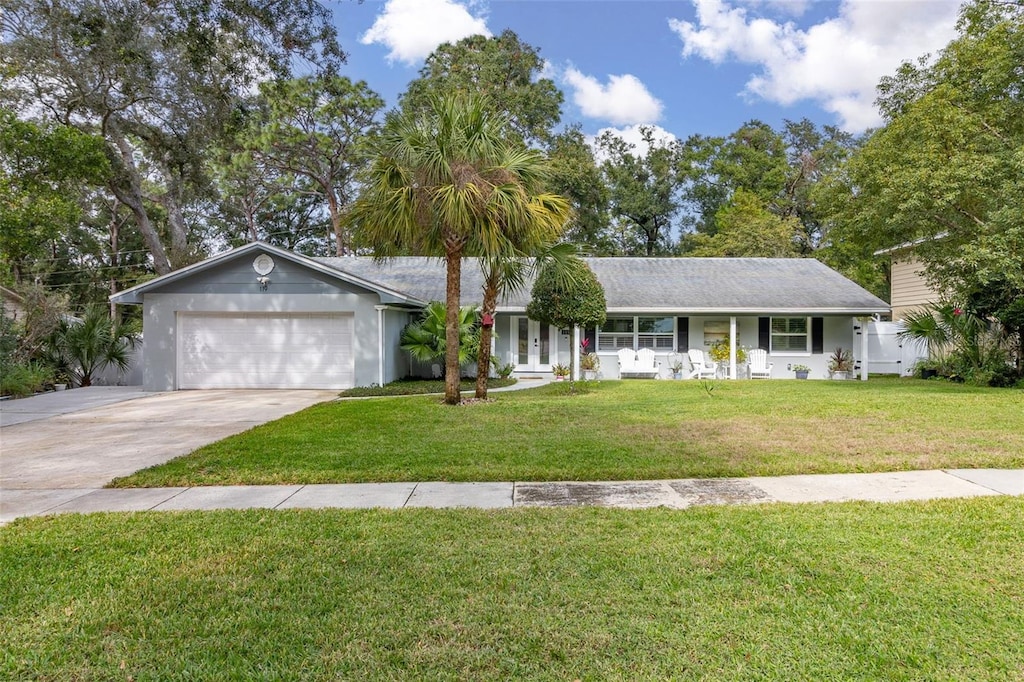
[110,242,425,306]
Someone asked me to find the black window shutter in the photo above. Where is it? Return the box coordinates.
[758,317,770,351]
[811,317,824,354]
[676,317,689,352]
[584,327,596,352]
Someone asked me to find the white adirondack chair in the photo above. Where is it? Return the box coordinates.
[748,348,773,379]
[687,349,716,379]
[617,348,638,377]
[635,348,659,378]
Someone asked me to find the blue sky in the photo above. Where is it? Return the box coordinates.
[332,0,962,146]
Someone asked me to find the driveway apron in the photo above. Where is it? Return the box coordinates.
[0,389,336,489]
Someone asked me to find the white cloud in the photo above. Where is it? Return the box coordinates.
[563,67,664,126]
[360,0,490,66]
[588,124,678,162]
[668,0,961,131]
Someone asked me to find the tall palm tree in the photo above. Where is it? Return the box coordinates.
[349,94,569,404]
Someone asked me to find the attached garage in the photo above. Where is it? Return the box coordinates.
[110,243,425,391]
[177,312,354,389]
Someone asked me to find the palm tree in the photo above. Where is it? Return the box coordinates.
[44,307,139,387]
[402,302,480,374]
[474,242,578,399]
[349,94,569,404]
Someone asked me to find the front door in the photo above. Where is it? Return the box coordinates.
[513,317,556,372]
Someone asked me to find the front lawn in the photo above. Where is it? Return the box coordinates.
[113,378,1024,487]
[2,499,1022,680]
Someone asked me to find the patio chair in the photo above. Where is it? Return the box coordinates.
[687,349,716,379]
[634,348,660,378]
[748,348,773,379]
[617,348,638,378]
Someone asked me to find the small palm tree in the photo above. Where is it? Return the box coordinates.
[402,302,480,374]
[474,242,578,399]
[349,94,569,404]
[44,307,139,387]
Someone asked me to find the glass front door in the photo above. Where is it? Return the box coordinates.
[513,317,556,372]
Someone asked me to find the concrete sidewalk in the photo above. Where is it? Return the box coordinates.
[3,469,1021,524]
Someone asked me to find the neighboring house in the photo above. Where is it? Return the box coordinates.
[874,235,946,321]
[110,241,890,390]
[1,285,27,321]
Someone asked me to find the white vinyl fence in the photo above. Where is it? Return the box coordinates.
[859,321,927,376]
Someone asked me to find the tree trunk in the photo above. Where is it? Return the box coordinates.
[328,192,345,256]
[162,175,190,263]
[108,132,173,275]
[475,274,500,399]
[444,250,463,405]
[109,200,119,320]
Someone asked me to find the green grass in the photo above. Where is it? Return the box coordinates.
[2,498,1022,680]
[113,378,1024,487]
[339,376,516,397]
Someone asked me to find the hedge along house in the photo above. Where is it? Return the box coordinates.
[111,242,890,390]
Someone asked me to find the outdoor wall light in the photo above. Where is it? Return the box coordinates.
[257,276,271,291]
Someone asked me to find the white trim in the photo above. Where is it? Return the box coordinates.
[376,304,386,387]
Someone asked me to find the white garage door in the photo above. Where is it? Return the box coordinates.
[178,312,354,389]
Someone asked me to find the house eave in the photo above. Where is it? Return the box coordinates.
[494,306,890,316]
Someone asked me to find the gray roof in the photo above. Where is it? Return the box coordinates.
[317,256,890,315]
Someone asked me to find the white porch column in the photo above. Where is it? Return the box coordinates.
[572,325,581,381]
[729,316,737,380]
[860,317,870,381]
[375,304,386,386]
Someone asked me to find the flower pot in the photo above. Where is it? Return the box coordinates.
[832,371,848,381]
[54,383,67,391]
[582,369,597,381]
[672,371,682,380]
[795,370,809,380]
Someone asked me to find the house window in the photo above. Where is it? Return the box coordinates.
[771,317,809,352]
[598,316,675,350]
[597,318,634,351]
[638,317,674,350]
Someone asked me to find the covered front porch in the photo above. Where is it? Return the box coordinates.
[492,312,873,381]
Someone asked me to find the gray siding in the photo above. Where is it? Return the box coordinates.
[382,308,412,383]
[156,256,377,297]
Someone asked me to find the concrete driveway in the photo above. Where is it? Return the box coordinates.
[0,388,337,489]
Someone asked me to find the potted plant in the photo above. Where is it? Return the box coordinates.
[669,358,684,379]
[828,347,853,380]
[708,338,747,377]
[793,364,810,379]
[580,352,600,381]
[552,363,570,381]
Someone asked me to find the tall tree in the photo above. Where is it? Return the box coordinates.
[546,127,612,253]
[597,126,681,255]
[0,110,109,284]
[399,30,563,147]
[1,0,345,274]
[348,95,569,405]
[821,0,1024,306]
[688,188,799,257]
[242,76,385,256]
